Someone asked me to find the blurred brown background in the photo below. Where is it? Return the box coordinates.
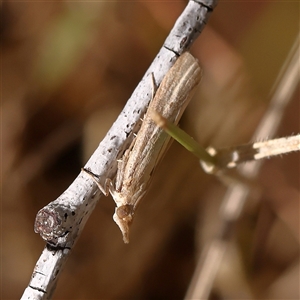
[1,1,299,299]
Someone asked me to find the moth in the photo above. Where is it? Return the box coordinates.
[84,52,202,243]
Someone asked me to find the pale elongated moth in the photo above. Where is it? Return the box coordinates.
[84,52,201,243]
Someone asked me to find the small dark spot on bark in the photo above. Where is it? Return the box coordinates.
[62,231,69,237]
[46,242,64,251]
[180,36,187,48]
[64,213,68,220]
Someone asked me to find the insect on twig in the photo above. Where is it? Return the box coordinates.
[83,52,202,243]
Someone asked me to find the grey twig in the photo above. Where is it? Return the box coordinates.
[21,1,218,299]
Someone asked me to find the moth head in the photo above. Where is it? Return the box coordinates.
[113,204,134,243]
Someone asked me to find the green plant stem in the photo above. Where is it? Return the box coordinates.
[151,110,216,165]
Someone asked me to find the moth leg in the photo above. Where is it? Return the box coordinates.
[138,73,157,123]
[150,72,158,99]
[114,155,127,192]
[81,168,110,196]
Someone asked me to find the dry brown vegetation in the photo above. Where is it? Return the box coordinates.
[2,2,299,299]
